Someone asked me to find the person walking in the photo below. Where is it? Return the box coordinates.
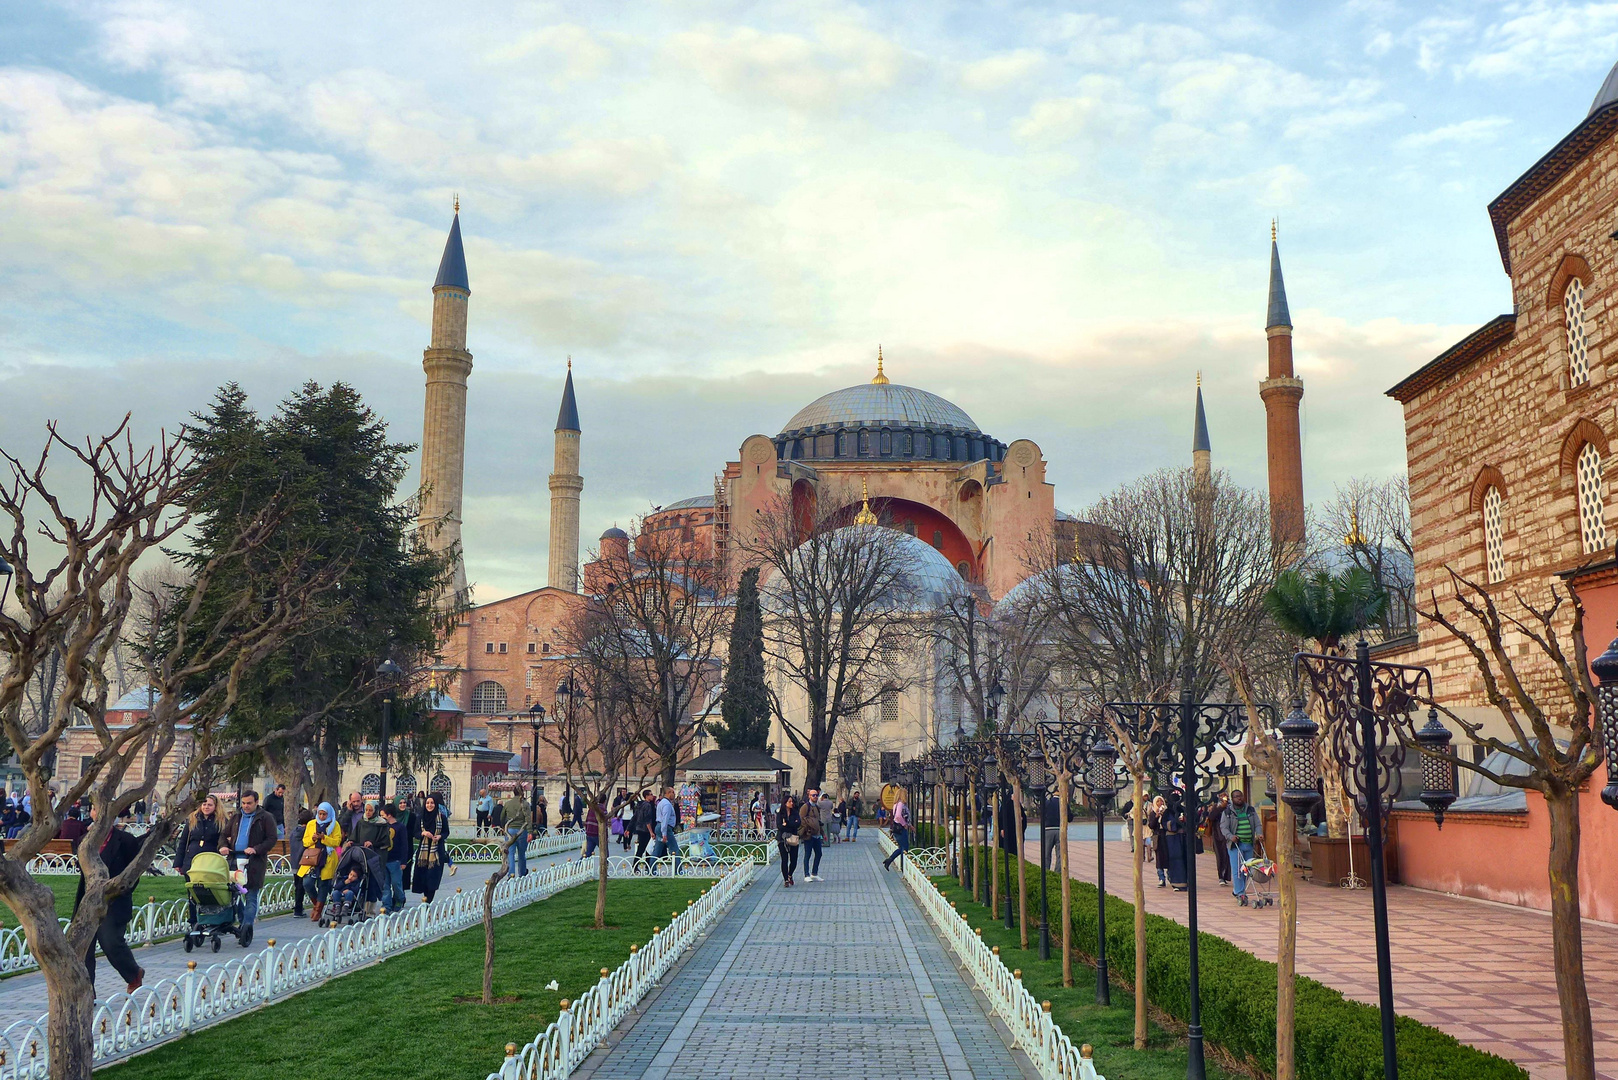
[175,795,223,875]
[1147,796,1169,887]
[348,795,392,916]
[381,803,412,913]
[749,791,765,838]
[291,803,315,916]
[219,789,276,945]
[1205,793,1231,885]
[651,786,683,874]
[615,797,633,851]
[1163,793,1188,892]
[502,786,531,877]
[534,793,548,836]
[1221,789,1261,903]
[475,788,494,837]
[776,793,801,886]
[881,792,910,870]
[800,788,824,880]
[632,789,656,872]
[559,789,573,830]
[412,793,453,903]
[298,801,342,922]
[74,806,143,994]
[845,789,862,841]
[263,784,287,840]
[817,790,836,846]
[1040,788,1062,871]
[582,800,601,860]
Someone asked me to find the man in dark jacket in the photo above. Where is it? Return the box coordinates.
[74,806,144,993]
[219,790,277,942]
[262,784,287,839]
[1041,791,1062,871]
[381,802,413,912]
[632,789,656,871]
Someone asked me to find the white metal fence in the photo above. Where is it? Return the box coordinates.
[489,859,756,1080]
[878,832,1106,1080]
[0,855,752,1079]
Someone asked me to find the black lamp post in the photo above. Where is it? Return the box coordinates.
[1085,733,1118,1004]
[1294,642,1452,1080]
[921,755,939,848]
[1594,636,1618,809]
[1023,738,1052,960]
[376,659,403,804]
[980,742,1000,908]
[996,732,1024,930]
[945,739,967,880]
[528,700,546,820]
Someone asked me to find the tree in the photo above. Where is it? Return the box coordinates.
[1263,566,1386,839]
[1320,476,1414,640]
[745,495,920,790]
[0,418,353,1080]
[1418,572,1603,1080]
[711,566,770,752]
[928,583,1057,734]
[176,383,455,811]
[1035,467,1279,1051]
[570,521,726,785]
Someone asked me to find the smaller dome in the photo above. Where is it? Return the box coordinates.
[601,526,629,540]
[1593,59,1618,116]
[111,687,160,711]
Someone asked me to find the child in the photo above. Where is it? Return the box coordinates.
[329,844,369,922]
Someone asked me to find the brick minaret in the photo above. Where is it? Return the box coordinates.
[548,361,583,592]
[419,206,471,601]
[1260,225,1306,547]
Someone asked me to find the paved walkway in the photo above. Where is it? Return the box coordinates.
[1031,836,1618,1080]
[579,839,1035,1080]
[0,847,579,1031]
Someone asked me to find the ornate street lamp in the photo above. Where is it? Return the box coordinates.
[376,658,403,804]
[1295,639,1447,1080]
[987,679,1007,725]
[1277,702,1320,816]
[1023,737,1052,960]
[995,732,1027,929]
[1085,734,1118,1005]
[980,742,1001,907]
[1589,634,1618,809]
[527,701,546,820]
[921,755,939,847]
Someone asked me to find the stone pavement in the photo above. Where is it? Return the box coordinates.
[1033,835,1618,1080]
[0,846,579,1031]
[579,838,1036,1080]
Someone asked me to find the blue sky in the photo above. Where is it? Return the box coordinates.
[3,1,1617,600]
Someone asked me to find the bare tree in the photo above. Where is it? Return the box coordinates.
[829,700,896,797]
[745,496,921,789]
[928,580,1057,733]
[573,523,727,786]
[1320,476,1415,640]
[1417,571,1603,1080]
[0,419,356,1080]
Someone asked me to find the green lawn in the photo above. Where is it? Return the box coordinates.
[930,875,1237,1080]
[104,877,710,1080]
[6,876,294,929]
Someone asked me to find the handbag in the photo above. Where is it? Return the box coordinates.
[298,843,325,870]
[784,834,800,847]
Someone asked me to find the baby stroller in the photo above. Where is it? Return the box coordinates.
[322,845,374,927]
[1238,844,1278,909]
[183,851,245,953]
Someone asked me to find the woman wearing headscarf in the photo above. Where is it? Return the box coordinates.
[776,794,801,887]
[411,793,454,903]
[298,801,343,923]
[1164,792,1189,892]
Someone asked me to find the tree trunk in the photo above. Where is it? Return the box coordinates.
[596,801,610,929]
[1131,771,1147,1051]
[1316,709,1349,840]
[311,738,343,809]
[1546,787,1595,1080]
[969,782,981,901]
[481,864,510,1004]
[1013,777,1028,950]
[1275,796,1297,1080]
[0,862,100,1080]
[1059,772,1072,987]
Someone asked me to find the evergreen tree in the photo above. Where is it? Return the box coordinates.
[712,566,771,752]
[170,381,455,804]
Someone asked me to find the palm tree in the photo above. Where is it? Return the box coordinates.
[1262,566,1387,652]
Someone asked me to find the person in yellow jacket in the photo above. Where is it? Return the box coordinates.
[297,801,342,923]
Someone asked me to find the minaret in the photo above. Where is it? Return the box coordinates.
[1260,222,1306,548]
[548,360,583,593]
[1192,372,1211,487]
[419,202,471,601]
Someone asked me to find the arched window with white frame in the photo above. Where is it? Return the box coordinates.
[1578,441,1607,553]
[1566,277,1591,387]
[1482,485,1505,583]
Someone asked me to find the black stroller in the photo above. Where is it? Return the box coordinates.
[322,844,379,927]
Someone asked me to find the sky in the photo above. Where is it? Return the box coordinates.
[2,1,1617,602]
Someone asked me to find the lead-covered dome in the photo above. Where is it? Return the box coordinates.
[774,373,1005,465]
[782,383,980,435]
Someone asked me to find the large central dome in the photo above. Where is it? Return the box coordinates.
[781,382,980,436]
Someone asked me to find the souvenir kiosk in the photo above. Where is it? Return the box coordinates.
[676,749,792,836]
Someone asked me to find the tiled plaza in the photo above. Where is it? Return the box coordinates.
[578,840,1035,1080]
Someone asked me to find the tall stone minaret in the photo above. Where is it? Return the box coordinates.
[548,361,583,592]
[1192,373,1211,487]
[1260,222,1306,548]
[419,204,472,600]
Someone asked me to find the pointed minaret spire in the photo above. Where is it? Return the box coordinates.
[1192,374,1211,483]
[549,359,583,592]
[418,207,473,602]
[1260,222,1305,550]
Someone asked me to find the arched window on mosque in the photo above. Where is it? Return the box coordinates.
[1566,277,1591,387]
[880,685,899,727]
[1578,441,1607,553]
[859,431,871,455]
[1482,485,1505,584]
[470,680,507,715]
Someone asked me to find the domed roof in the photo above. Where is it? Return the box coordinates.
[1593,59,1618,116]
[780,383,980,435]
[600,526,629,540]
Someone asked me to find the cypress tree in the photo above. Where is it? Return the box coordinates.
[713,566,771,752]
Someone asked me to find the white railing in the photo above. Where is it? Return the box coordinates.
[0,856,753,1079]
[879,833,1106,1080]
[490,859,755,1080]
[22,853,293,876]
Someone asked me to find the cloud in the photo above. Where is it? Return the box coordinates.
[960,49,1045,92]
[664,22,910,112]
[1396,115,1511,149]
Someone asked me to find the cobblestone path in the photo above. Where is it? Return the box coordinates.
[580,838,1034,1080]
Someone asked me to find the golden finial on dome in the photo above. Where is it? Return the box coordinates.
[872,345,889,385]
[1344,507,1367,547]
[854,479,878,526]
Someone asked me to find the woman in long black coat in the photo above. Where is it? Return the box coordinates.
[174,795,223,874]
[410,794,452,903]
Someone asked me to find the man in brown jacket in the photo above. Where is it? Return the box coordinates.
[220,790,278,944]
[800,788,824,881]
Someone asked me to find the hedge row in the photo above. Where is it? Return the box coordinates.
[931,841,1526,1080]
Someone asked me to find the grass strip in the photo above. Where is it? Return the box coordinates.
[104,877,709,1080]
[930,874,1238,1080]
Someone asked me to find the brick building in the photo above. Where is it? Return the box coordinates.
[1384,66,1618,920]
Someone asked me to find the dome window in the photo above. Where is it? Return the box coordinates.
[880,431,892,454]
[859,431,871,455]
